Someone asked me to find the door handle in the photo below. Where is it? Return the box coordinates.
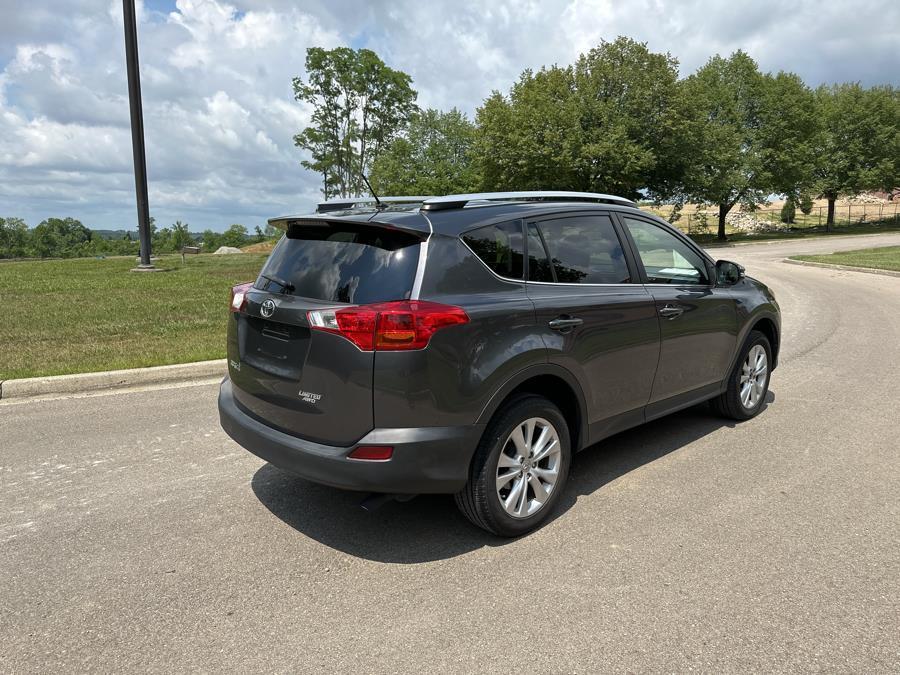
[548,316,584,331]
[658,304,684,319]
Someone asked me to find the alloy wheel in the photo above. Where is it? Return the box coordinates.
[495,417,562,518]
[740,344,768,409]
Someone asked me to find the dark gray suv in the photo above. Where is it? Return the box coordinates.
[218,191,780,536]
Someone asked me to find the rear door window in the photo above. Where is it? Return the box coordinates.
[532,215,631,284]
[256,222,421,304]
[462,220,525,279]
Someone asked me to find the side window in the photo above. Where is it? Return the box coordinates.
[535,215,631,284]
[462,220,524,279]
[526,222,554,282]
[623,217,709,285]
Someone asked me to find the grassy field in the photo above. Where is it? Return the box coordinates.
[0,254,267,380]
[792,246,900,272]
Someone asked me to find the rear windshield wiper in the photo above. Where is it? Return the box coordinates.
[259,274,295,294]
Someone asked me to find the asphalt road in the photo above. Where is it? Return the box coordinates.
[3,233,900,673]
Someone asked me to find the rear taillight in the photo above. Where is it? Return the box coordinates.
[307,300,468,351]
[230,282,254,313]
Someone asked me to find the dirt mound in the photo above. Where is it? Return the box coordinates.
[242,240,278,253]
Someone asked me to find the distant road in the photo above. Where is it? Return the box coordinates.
[2,233,899,672]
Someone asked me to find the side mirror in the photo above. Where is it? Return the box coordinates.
[716,260,745,286]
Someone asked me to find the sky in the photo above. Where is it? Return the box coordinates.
[1,0,897,232]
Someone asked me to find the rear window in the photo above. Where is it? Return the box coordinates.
[462,220,525,279]
[256,222,421,304]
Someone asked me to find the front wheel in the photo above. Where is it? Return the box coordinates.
[711,330,772,420]
[455,395,571,537]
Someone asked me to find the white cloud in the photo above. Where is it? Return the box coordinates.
[0,0,897,231]
[0,0,339,230]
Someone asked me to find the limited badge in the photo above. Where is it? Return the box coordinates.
[298,390,322,404]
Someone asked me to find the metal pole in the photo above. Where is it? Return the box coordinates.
[123,0,154,269]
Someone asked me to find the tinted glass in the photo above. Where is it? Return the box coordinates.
[623,217,709,285]
[536,215,630,284]
[526,222,554,282]
[256,223,421,303]
[462,220,524,279]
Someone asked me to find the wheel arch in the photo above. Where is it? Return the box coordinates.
[749,315,780,368]
[475,364,589,452]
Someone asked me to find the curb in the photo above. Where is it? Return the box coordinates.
[0,359,226,400]
[782,258,900,278]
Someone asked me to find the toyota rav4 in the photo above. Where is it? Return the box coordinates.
[218,191,780,536]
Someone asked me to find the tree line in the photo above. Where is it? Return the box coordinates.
[296,38,898,240]
[0,217,272,259]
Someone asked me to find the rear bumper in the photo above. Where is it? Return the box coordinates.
[218,378,483,494]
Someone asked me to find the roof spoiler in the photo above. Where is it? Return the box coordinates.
[266,215,431,237]
[316,196,435,213]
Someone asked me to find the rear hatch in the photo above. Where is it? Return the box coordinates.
[228,218,424,446]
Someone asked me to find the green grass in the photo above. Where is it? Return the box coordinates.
[0,254,267,380]
[792,246,900,272]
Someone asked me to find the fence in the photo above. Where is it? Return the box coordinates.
[649,201,900,237]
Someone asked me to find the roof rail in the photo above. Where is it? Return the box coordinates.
[316,196,435,213]
[420,191,637,211]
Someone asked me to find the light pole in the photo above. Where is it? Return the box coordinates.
[122,0,155,271]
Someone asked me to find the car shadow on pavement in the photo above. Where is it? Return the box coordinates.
[251,392,773,564]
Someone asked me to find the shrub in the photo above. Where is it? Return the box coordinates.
[799,194,814,215]
[780,200,796,224]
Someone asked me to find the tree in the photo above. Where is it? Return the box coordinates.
[153,226,173,253]
[681,52,815,240]
[758,71,819,200]
[30,217,92,257]
[0,217,30,258]
[475,37,691,201]
[201,229,222,251]
[572,37,692,200]
[799,194,814,215]
[476,66,582,191]
[171,221,193,251]
[221,224,248,248]
[294,47,418,199]
[370,108,481,195]
[812,84,899,228]
[780,200,796,224]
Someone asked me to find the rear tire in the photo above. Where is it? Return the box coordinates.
[711,330,772,421]
[455,395,571,537]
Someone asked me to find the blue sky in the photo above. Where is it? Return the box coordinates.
[0,0,897,232]
[144,0,177,12]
